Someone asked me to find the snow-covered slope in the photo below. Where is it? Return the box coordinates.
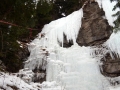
[0,72,61,90]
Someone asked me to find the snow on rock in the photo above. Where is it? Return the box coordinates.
[96,0,120,27]
[17,68,34,83]
[107,76,120,90]
[0,72,36,90]
[0,72,62,90]
[41,8,83,45]
[103,31,120,58]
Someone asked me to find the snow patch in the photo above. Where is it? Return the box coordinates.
[104,31,120,58]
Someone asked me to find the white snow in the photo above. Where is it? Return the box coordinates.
[0,72,62,90]
[46,44,110,90]
[0,72,35,90]
[96,0,120,27]
[41,8,83,45]
[110,86,120,90]
[103,31,120,58]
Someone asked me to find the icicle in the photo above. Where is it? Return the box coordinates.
[41,8,83,46]
[96,0,120,26]
[104,31,120,58]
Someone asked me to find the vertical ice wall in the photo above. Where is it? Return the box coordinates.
[24,8,83,70]
[46,44,110,90]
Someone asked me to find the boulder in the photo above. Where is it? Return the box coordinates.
[76,1,112,46]
[102,53,120,77]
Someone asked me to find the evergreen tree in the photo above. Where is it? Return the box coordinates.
[111,0,120,31]
[0,0,37,72]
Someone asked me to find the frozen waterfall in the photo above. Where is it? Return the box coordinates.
[1,0,120,90]
[24,1,120,90]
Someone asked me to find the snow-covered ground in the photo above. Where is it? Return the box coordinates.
[1,0,120,90]
[0,72,62,90]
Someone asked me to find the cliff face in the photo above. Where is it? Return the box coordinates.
[76,1,112,46]
[102,53,120,77]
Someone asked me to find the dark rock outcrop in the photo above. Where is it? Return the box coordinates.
[16,44,30,71]
[32,68,46,83]
[102,53,120,77]
[60,34,73,47]
[76,1,112,46]
[62,1,112,47]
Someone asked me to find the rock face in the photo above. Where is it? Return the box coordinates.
[76,1,112,46]
[32,68,46,83]
[78,1,120,77]
[102,53,120,77]
[62,34,73,47]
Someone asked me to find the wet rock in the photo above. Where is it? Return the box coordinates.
[60,34,73,47]
[32,68,46,83]
[17,68,34,83]
[61,1,112,47]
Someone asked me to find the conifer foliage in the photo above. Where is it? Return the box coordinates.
[111,0,120,29]
[0,0,37,72]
